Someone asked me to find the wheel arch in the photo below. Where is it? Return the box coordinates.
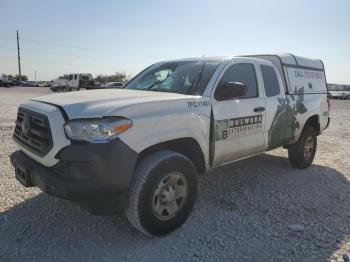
[136,137,207,175]
[302,114,321,135]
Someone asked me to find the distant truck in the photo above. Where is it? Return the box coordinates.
[11,54,330,236]
[67,73,95,91]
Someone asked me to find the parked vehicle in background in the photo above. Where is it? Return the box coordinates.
[10,80,22,86]
[52,79,68,87]
[10,54,330,236]
[37,81,48,87]
[102,82,124,88]
[328,84,350,99]
[94,81,103,88]
[50,84,66,92]
[50,79,68,92]
[0,77,12,87]
[328,90,350,99]
[23,81,32,87]
[24,81,39,87]
[342,92,349,99]
[329,91,346,99]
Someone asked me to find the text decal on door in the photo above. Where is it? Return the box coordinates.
[215,115,263,141]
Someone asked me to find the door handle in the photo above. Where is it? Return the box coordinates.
[254,106,265,112]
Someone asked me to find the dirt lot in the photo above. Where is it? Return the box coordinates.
[0,87,349,262]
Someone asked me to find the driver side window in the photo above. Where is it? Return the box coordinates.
[219,63,258,99]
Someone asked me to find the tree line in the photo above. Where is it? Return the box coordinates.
[1,74,28,81]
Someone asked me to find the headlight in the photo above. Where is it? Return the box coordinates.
[64,117,132,143]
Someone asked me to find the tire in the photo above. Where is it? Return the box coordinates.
[288,126,317,169]
[126,150,197,236]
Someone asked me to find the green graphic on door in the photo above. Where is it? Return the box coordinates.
[268,87,307,149]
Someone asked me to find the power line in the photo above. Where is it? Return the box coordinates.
[0,57,142,71]
[0,33,168,79]
[0,57,17,60]
[0,36,16,40]
[0,46,17,50]
[0,45,154,64]
[18,37,168,59]
[23,48,152,64]
[0,64,108,76]
[0,34,172,64]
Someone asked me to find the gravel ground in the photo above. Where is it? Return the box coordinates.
[0,87,349,262]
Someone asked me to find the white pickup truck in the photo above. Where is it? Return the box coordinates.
[11,54,330,236]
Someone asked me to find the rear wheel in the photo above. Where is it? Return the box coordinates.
[288,126,317,169]
[126,150,197,236]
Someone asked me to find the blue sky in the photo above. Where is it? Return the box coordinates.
[0,0,349,83]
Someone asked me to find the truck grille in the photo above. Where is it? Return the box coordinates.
[13,108,53,157]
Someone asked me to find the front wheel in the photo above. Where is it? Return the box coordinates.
[126,150,197,236]
[288,126,317,169]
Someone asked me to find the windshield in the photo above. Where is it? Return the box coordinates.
[124,60,220,95]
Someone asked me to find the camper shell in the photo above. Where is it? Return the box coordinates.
[242,54,328,95]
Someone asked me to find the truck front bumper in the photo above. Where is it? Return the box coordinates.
[10,138,138,201]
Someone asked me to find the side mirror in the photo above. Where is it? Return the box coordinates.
[214,81,247,101]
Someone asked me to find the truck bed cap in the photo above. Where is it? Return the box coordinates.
[276,54,324,70]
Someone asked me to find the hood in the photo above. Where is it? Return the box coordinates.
[32,89,197,119]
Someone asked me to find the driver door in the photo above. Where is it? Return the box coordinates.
[211,60,266,167]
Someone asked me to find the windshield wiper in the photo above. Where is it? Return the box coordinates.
[145,80,161,90]
[145,75,170,91]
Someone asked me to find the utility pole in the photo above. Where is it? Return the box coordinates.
[35,70,37,84]
[16,30,21,79]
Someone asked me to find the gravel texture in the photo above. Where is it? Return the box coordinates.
[0,87,350,262]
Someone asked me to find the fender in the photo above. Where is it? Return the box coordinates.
[117,97,212,170]
[291,93,328,143]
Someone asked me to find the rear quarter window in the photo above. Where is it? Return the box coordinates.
[260,65,280,97]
